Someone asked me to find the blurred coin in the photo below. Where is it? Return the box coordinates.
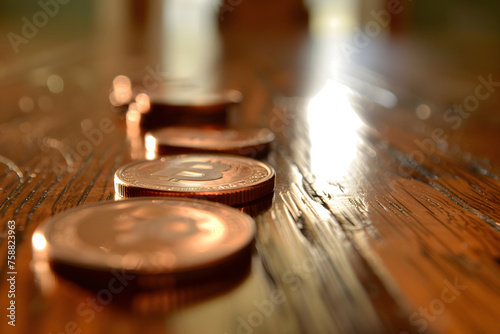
[139,89,242,130]
[146,126,274,158]
[148,89,242,114]
[32,198,255,287]
[114,154,275,205]
[234,193,274,216]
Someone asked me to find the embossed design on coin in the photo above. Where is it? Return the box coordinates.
[114,154,275,205]
[32,198,256,275]
[152,160,231,182]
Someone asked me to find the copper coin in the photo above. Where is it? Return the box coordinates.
[32,198,255,277]
[148,89,242,115]
[114,154,275,205]
[146,126,274,158]
[138,89,242,130]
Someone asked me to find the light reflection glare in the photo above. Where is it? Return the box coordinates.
[125,109,146,160]
[135,93,150,112]
[307,81,362,181]
[197,220,226,251]
[416,104,431,120]
[162,0,220,85]
[19,96,34,112]
[32,233,47,251]
[47,74,64,94]
[110,75,132,107]
[146,151,156,160]
[145,135,157,160]
[199,220,225,237]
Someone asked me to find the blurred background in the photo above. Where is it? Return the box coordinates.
[0,0,499,79]
[0,0,499,100]
[1,0,500,133]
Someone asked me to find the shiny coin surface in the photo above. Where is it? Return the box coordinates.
[32,198,255,276]
[114,154,275,205]
[146,126,274,158]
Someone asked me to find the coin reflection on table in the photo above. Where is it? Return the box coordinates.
[114,192,274,216]
[233,192,274,216]
[32,198,255,302]
[114,154,275,205]
[145,126,274,159]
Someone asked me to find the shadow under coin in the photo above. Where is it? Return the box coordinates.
[38,255,251,315]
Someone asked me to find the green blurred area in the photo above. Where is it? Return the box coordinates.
[0,1,95,61]
[411,0,500,33]
[0,0,94,37]
[0,0,93,19]
[0,0,498,65]
[1,0,499,34]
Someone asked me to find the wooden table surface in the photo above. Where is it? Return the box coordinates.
[1,4,500,334]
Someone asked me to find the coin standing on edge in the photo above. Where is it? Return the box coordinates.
[32,198,256,286]
[114,154,275,205]
[145,126,274,158]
